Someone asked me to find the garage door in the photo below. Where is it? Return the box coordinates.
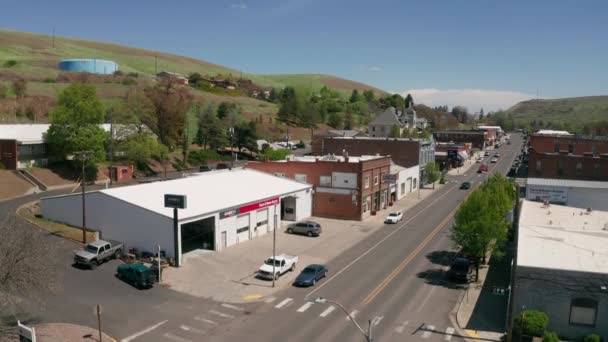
[257,208,269,234]
[236,214,250,243]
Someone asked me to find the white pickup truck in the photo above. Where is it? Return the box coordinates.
[257,254,299,280]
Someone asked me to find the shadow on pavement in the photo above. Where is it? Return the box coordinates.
[426,250,458,266]
[416,269,468,290]
[465,243,513,333]
[414,323,502,342]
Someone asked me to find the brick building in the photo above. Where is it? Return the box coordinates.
[433,130,488,149]
[311,136,434,184]
[246,155,392,220]
[528,134,608,181]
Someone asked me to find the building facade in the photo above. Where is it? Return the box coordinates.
[247,155,392,220]
[368,104,427,138]
[525,178,608,211]
[433,130,487,149]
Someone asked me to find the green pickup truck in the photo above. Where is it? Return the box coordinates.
[116,263,157,289]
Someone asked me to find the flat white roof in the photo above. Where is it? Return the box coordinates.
[286,155,386,163]
[518,200,608,274]
[527,177,608,189]
[0,123,140,144]
[535,129,573,136]
[95,169,311,220]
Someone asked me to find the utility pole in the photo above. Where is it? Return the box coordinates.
[73,151,92,243]
[229,127,235,168]
[272,208,277,288]
[109,115,114,187]
[158,244,162,283]
[96,304,102,342]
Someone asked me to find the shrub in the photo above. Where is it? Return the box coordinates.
[439,173,446,184]
[3,60,18,67]
[188,149,230,165]
[258,148,291,161]
[542,331,559,342]
[514,309,549,337]
[43,78,57,83]
[113,70,124,76]
[127,72,139,78]
[121,78,137,86]
[0,161,5,169]
[584,334,601,342]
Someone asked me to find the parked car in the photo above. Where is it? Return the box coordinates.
[116,263,156,289]
[491,157,498,163]
[287,221,322,237]
[507,141,511,145]
[384,211,403,224]
[484,151,490,156]
[478,164,489,173]
[257,254,299,280]
[476,157,483,163]
[494,153,501,158]
[74,239,123,269]
[448,257,473,283]
[293,264,328,287]
[460,181,472,190]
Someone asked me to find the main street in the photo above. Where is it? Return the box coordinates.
[209,134,523,342]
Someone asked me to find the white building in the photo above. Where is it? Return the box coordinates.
[390,162,420,200]
[525,178,608,211]
[41,169,312,265]
[535,129,573,136]
[513,200,608,340]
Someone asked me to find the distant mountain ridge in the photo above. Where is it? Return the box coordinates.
[506,95,608,127]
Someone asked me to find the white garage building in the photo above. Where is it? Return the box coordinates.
[41,169,312,265]
[525,178,608,211]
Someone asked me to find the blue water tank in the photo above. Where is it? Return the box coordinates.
[58,59,118,74]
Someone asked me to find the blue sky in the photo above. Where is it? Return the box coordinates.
[2,0,607,110]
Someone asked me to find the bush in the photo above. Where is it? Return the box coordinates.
[127,72,139,78]
[584,334,601,342]
[121,78,137,86]
[3,60,18,67]
[514,309,549,337]
[542,331,559,342]
[0,161,5,169]
[188,149,229,166]
[439,173,446,184]
[113,70,124,76]
[43,78,57,83]
[258,148,291,161]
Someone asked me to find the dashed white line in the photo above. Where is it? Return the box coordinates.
[445,327,455,340]
[221,303,244,312]
[163,333,191,342]
[371,315,384,326]
[264,296,277,303]
[421,325,435,339]
[193,317,217,325]
[296,302,313,313]
[274,298,293,309]
[347,310,359,320]
[121,320,168,342]
[319,305,335,317]
[180,325,205,335]
[209,310,235,319]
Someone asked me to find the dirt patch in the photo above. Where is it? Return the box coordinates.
[18,201,96,243]
[29,168,76,187]
[0,170,34,200]
[320,75,386,94]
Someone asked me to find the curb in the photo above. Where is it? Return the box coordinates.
[16,200,86,246]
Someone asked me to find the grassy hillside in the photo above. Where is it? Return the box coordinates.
[506,96,608,127]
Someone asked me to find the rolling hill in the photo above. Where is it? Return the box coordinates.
[506,96,608,128]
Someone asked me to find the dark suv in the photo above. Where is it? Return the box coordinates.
[448,257,473,283]
[287,221,322,237]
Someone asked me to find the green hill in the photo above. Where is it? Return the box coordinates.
[506,96,608,128]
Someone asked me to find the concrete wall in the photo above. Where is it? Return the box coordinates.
[513,266,608,340]
[41,192,174,257]
[395,165,419,199]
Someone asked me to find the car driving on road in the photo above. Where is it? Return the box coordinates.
[491,157,498,163]
[293,264,328,287]
[384,211,403,224]
[478,164,488,173]
[460,181,472,190]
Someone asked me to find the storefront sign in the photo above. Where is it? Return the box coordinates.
[527,186,568,204]
[220,197,280,219]
[447,150,458,159]
[382,174,398,184]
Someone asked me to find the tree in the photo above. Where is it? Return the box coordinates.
[344,110,354,130]
[389,125,401,138]
[146,78,192,149]
[46,83,107,173]
[12,79,27,98]
[451,106,470,124]
[217,101,238,120]
[363,90,375,103]
[120,87,156,134]
[424,161,440,189]
[188,72,203,86]
[0,215,60,337]
[196,104,217,148]
[268,88,278,102]
[349,89,361,103]
[327,112,343,129]
[234,120,258,152]
[514,309,549,338]
[121,132,167,167]
[404,93,414,108]
[278,86,297,123]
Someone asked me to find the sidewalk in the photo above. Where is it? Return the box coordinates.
[34,323,115,342]
[163,184,443,303]
[447,151,484,177]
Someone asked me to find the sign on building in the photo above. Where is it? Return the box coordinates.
[526,186,568,204]
[164,194,187,209]
[220,197,280,220]
[382,174,398,184]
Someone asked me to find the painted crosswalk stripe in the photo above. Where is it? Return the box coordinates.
[320,305,335,317]
[371,316,383,326]
[163,333,191,342]
[221,303,245,312]
[264,296,277,303]
[421,325,435,339]
[445,327,455,340]
[274,298,293,309]
[296,302,313,313]
[346,310,359,320]
[394,321,409,334]
[193,317,217,325]
[121,320,168,342]
[180,325,205,335]
[209,310,235,319]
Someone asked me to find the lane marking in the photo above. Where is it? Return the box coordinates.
[319,305,335,317]
[121,320,168,342]
[394,321,409,334]
[362,205,457,305]
[307,183,459,298]
[221,303,244,312]
[445,327,455,340]
[421,325,435,339]
[193,317,217,325]
[296,302,313,313]
[417,285,436,312]
[163,333,191,342]
[347,310,359,320]
[274,298,293,309]
[180,325,205,335]
[243,294,263,301]
[208,310,235,319]
[371,315,384,326]
[465,329,480,338]
[264,296,277,303]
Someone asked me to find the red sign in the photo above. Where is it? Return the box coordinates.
[239,197,280,215]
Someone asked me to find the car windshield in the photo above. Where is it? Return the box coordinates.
[302,267,317,273]
[389,213,399,217]
[84,245,99,254]
[265,259,282,266]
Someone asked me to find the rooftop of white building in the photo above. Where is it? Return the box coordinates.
[535,129,573,136]
[0,123,152,144]
[518,199,608,274]
[285,154,387,163]
[527,177,608,189]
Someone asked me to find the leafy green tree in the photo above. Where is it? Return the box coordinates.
[389,125,401,138]
[46,84,107,173]
[349,89,362,103]
[234,121,258,152]
[188,72,203,86]
[121,132,167,167]
[344,110,354,130]
[424,161,440,189]
[258,148,291,161]
[146,78,192,149]
[542,332,559,342]
[404,93,414,108]
[327,112,344,129]
[363,90,375,103]
[278,87,297,123]
[584,334,601,342]
[217,101,237,120]
[514,310,549,338]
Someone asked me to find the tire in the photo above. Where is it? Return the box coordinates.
[290,263,296,272]
[307,231,313,237]
[324,271,328,278]
[114,249,122,259]
[287,228,293,234]
[90,261,97,270]
[312,279,316,286]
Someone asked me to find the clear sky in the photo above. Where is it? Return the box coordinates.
[2,0,607,111]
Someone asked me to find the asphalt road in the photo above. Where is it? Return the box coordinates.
[206,134,524,342]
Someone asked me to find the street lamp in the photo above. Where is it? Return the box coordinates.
[307,297,373,342]
[228,127,235,168]
[70,150,93,243]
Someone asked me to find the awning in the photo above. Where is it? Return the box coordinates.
[457,151,469,160]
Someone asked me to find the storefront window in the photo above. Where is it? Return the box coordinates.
[374,175,379,185]
[365,176,370,189]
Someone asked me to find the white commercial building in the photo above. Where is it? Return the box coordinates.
[41,169,312,265]
[525,178,608,211]
[513,200,608,339]
[390,163,420,200]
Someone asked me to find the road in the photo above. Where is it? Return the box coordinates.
[205,134,523,342]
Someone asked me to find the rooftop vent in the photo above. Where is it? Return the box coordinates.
[603,223,608,231]
[586,207,593,214]
[542,200,550,208]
